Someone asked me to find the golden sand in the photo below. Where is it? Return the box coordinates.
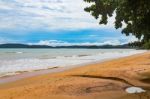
[0,52,150,99]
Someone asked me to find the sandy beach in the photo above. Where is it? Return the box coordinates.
[0,52,150,99]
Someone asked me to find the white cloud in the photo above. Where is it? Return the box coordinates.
[0,0,135,45]
[29,39,128,47]
[0,0,115,31]
[27,34,138,46]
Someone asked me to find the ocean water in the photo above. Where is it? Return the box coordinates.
[0,48,146,77]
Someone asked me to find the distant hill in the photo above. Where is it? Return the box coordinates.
[0,43,132,49]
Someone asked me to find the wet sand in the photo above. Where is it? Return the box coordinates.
[0,58,114,84]
[0,52,150,99]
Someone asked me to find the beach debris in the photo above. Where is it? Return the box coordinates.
[125,87,148,99]
[125,87,146,94]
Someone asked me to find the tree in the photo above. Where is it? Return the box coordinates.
[84,0,150,48]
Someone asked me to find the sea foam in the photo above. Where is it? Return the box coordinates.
[0,49,146,77]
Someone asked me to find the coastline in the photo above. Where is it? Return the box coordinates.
[0,56,124,84]
[0,51,150,99]
[0,49,145,78]
[0,51,146,84]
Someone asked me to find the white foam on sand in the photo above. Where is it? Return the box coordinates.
[0,49,146,77]
[125,87,146,94]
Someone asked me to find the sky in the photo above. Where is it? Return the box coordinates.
[0,0,138,46]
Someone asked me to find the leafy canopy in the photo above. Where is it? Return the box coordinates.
[84,0,150,48]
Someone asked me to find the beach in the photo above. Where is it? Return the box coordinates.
[0,51,150,99]
[0,48,144,77]
[0,0,149,99]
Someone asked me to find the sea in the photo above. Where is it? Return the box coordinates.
[0,48,146,77]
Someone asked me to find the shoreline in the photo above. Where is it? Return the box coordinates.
[0,49,146,79]
[0,51,150,99]
[0,51,146,85]
[0,56,122,84]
